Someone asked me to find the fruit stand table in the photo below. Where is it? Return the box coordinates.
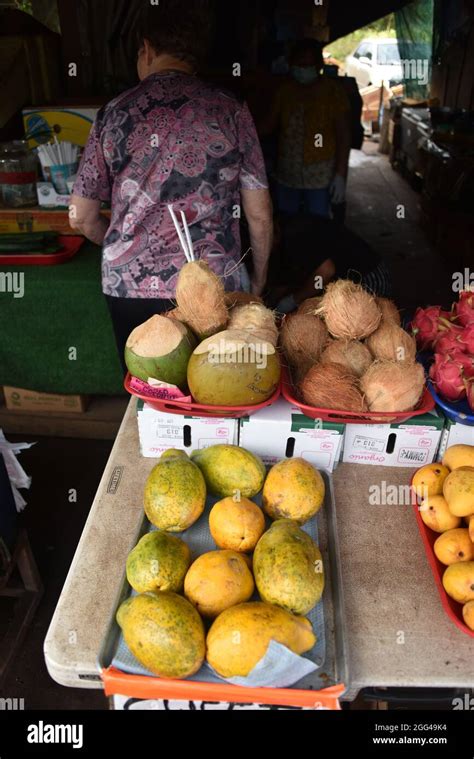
[44,399,474,701]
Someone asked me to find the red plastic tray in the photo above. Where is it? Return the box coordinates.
[281,366,435,424]
[0,235,84,266]
[124,372,281,418]
[410,472,474,638]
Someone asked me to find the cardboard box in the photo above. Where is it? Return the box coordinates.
[3,387,88,414]
[343,411,444,467]
[137,401,239,458]
[239,398,344,472]
[23,107,100,148]
[438,419,474,459]
[36,183,70,208]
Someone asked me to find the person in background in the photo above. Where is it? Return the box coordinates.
[269,213,391,313]
[69,0,272,365]
[262,39,351,218]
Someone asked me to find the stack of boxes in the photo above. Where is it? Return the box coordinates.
[136,397,464,470]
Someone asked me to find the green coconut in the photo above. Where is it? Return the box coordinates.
[187,329,281,406]
[125,315,196,389]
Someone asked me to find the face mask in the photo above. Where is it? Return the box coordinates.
[291,66,319,85]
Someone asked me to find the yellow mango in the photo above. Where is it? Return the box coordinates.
[442,444,474,471]
[442,561,474,604]
[433,528,474,566]
[462,600,474,631]
[412,463,450,499]
[443,467,474,517]
[419,495,461,533]
[466,514,474,543]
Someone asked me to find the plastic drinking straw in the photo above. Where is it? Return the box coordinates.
[167,204,192,263]
[180,210,195,262]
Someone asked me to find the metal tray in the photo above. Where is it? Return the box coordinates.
[98,471,348,699]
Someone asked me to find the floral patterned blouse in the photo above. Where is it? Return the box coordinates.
[73,72,268,298]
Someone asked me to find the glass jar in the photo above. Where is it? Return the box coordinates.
[0,140,37,208]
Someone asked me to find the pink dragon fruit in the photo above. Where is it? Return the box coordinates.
[429,352,474,402]
[433,323,465,355]
[455,290,474,327]
[460,324,474,356]
[411,306,452,350]
[465,377,474,412]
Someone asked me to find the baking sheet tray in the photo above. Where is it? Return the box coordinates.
[99,471,348,694]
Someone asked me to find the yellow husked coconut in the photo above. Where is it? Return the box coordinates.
[187,330,281,406]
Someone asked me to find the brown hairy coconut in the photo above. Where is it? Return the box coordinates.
[225,291,263,309]
[361,360,425,412]
[164,307,186,321]
[321,339,373,378]
[175,261,228,340]
[319,280,382,339]
[366,322,416,363]
[299,362,367,412]
[228,303,279,347]
[376,297,401,326]
[280,314,329,372]
[297,296,324,316]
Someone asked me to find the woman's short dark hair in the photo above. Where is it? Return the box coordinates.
[136,0,213,67]
[290,38,324,69]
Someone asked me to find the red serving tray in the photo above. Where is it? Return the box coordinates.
[0,235,84,266]
[281,366,435,424]
[124,372,281,419]
[410,472,474,638]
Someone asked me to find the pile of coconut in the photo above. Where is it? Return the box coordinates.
[280,280,425,414]
[125,260,281,406]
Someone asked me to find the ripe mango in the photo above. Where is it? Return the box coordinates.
[462,600,474,631]
[206,602,316,678]
[442,562,474,604]
[209,496,265,552]
[253,519,324,615]
[191,445,265,498]
[412,463,450,499]
[466,514,474,543]
[419,495,461,533]
[443,467,474,517]
[184,550,254,618]
[263,458,325,524]
[116,591,205,678]
[126,531,191,593]
[442,444,474,471]
[433,528,474,566]
[144,450,206,532]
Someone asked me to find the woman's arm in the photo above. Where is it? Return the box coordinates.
[241,187,273,295]
[69,195,109,245]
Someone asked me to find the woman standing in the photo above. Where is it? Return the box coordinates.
[70,1,272,362]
